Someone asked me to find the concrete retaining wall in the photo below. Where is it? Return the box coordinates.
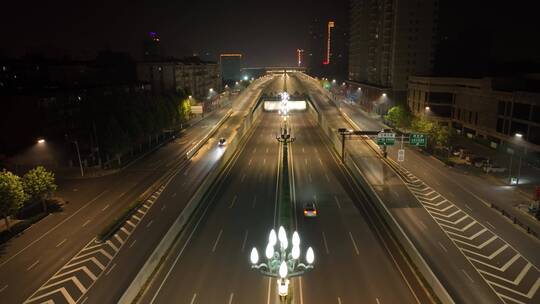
[305,99,455,304]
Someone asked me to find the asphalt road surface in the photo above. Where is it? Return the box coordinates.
[140,74,421,304]
[292,73,540,304]
[0,76,278,304]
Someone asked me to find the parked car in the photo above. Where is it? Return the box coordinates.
[451,146,464,156]
[470,156,489,167]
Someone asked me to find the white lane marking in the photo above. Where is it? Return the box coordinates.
[263,158,267,165]
[56,239,67,248]
[308,173,312,183]
[319,157,323,165]
[253,147,257,153]
[486,221,496,230]
[252,196,257,209]
[228,292,234,304]
[376,298,381,304]
[105,263,116,276]
[464,204,473,211]
[305,158,308,165]
[0,284,8,293]
[266,277,272,304]
[102,204,109,211]
[129,239,137,248]
[418,220,427,230]
[161,205,166,211]
[241,230,249,252]
[80,296,89,304]
[241,174,246,183]
[190,293,197,304]
[337,296,342,304]
[348,232,360,255]
[249,159,252,166]
[229,195,238,209]
[26,260,40,271]
[299,277,304,304]
[334,196,341,209]
[438,242,448,253]
[212,229,223,252]
[266,148,269,153]
[82,219,91,227]
[462,269,475,283]
[322,232,330,254]
[146,220,154,229]
[302,147,305,153]
[325,173,330,182]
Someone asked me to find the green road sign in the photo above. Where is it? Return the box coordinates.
[409,133,427,147]
[377,132,396,146]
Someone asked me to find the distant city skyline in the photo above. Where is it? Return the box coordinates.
[1,0,348,67]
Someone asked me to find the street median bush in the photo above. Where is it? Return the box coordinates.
[97,200,143,241]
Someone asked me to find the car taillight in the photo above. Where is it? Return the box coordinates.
[304,210,308,214]
[313,210,317,215]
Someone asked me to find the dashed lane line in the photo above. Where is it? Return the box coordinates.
[212,229,223,252]
[26,260,40,271]
[56,239,67,248]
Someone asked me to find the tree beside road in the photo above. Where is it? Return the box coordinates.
[0,170,27,231]
[22,166,57,213]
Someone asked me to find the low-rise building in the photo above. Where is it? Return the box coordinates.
[136,57,221,99]
[408,76,540,154]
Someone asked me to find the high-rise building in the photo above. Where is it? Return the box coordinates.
[324,21,335,65]
[348,0,438,104]
[219,53,242,84]
[307,18,325,77]
[142,32,162,61]
[296,49,305,67]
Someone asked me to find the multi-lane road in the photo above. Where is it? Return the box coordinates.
[2,71,538,304]
[0,76,277,303]
[293,72,540,304]
[139,74,425,304]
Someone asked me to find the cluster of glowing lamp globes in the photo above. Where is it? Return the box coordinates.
[250,227,315,298]
[279,92,290,118]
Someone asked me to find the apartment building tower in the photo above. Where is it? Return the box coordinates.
[348,0,438,104]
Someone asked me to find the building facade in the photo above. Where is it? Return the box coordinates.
[220,54,242,84]
[349,0,438,104]
[136,57,221,99]
[408,76,540,153]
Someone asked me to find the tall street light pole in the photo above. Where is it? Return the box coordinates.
[73,140,84,177]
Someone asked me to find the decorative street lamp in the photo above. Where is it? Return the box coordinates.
[250,227,315,299]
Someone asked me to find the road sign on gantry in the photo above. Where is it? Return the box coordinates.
[409,133,427,147]
[377,131,396,146]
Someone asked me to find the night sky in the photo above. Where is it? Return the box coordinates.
[2,0,539,67]
[2,0,348,66]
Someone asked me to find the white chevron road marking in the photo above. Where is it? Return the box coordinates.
[24,287,77,304]
[480,262,531,285]
[462,244,508,260]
